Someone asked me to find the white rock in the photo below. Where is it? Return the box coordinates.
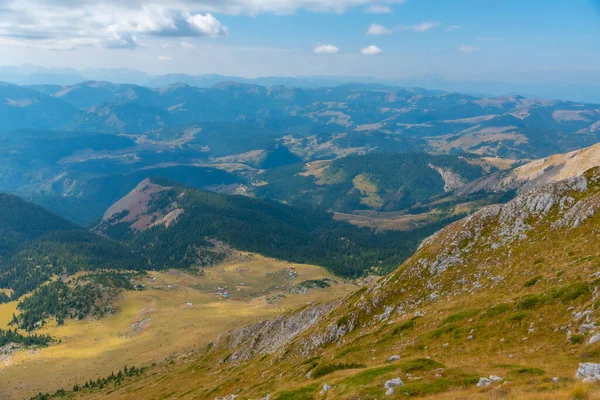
[385,387,394,396]
[387,355,401,362]
[576,363,600,382]
[384,378,403,389]
[477,377,492,387]
[489,375,503,382]
[589,334,600,345]
[320,383,331,394]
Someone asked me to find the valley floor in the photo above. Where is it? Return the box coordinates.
[0,254,357,400]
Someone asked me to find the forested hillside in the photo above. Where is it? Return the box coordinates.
[96,178,458,277]
[0,194,146,302]
[255,152,490,212]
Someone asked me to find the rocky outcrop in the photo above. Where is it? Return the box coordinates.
[215,300,342,362]
[455,141,600,197]
[428,163,466,192]
[576,363,600,382]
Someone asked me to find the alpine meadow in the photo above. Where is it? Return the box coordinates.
[2,1,600,399]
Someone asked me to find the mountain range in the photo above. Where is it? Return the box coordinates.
[2,65,600,103]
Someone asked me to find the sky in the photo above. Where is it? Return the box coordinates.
[0,0,599,83]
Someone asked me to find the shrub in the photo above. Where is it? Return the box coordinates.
[571,334,585,344]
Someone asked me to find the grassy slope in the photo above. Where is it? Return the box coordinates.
[0,253,357,399]
[68,169,600,400]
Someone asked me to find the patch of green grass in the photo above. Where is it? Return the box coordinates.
[517,294,545,310]
[509,367,545,376]
[429,324,458,338]
[398,358,445,373]
[401,379,453,396]
[312,363,366,378]
[393,319,416,334]
[481,303,511,319]
[441,309,480,325]
[300,356,321,366]
[524,275,543,287]
[275,384,318,400]
[342,365,398,387]
[508,311,531,322]
[550,283,591,303]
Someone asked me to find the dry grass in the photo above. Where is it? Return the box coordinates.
[0,254,357,399]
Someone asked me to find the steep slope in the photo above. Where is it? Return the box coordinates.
[457,140,600,197]
[75,167,600,399]
[0,194,146,300]
[94,178,455,277]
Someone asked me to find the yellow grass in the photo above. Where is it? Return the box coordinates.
[0,254,357,399]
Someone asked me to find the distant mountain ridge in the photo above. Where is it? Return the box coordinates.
[2,65,600,102]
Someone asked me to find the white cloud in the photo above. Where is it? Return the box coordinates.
[361,45,382,55]
[367,21,441,36]
[157,55,172,61]
[367,23,392,36]
[314,44,340,54]
[0,3,228,50]
[457,44,478,53]
[397,21,440,32]
[366,5,392,13]
[185,13,228,37]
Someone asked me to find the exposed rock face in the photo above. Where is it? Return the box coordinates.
[417,171,600,278]
[94,178,183,236]
[576,363,600,382]
[428,163,466,192]
[215,300,342,361]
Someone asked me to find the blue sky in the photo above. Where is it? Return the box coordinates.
[0,0,599,82]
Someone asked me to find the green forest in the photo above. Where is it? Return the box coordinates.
[255,152,490,212]
[117,179,461,277]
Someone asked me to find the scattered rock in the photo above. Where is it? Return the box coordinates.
[489,375,503,382]
[384,378,403,389]
[476,377,492,387]
[320,383,331,394]
[589,334,600,345]
[576,363,600,382]
[387,355,401,362]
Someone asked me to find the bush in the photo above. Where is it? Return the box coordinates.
[571,334,585,344]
